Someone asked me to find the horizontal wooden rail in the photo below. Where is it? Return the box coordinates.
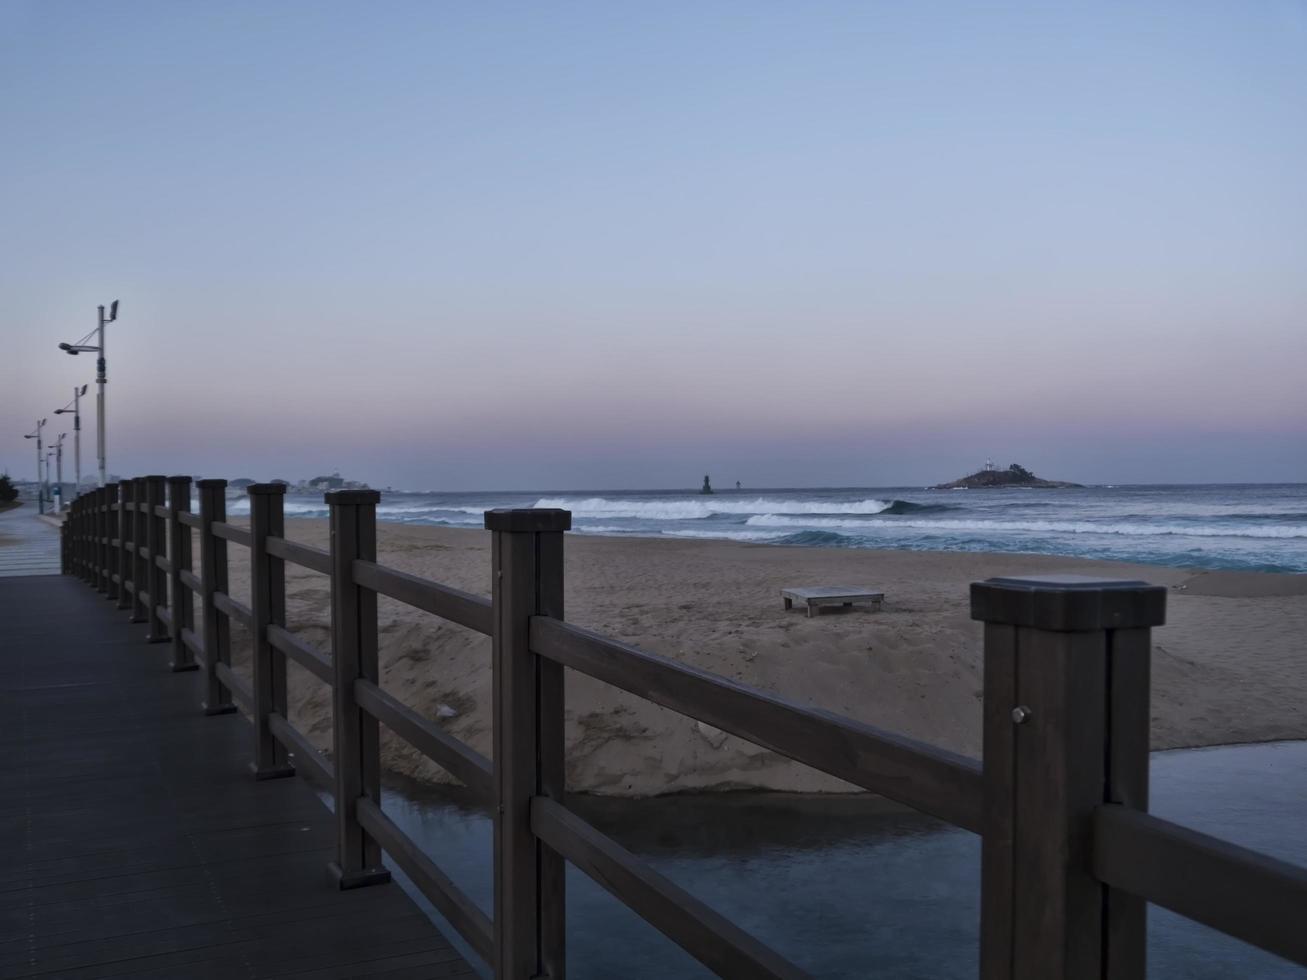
[212,591,253,628]
[124,542,136,553]
[176,510,201,529]
[532,796,808,979]
[153,504,169,519]
[1093,805,1307,967]
[211,521,252,547]
[179,569,201,593]
[265,535,332,575]
[530,616,983,832]
[180,627,205,665]
[215,661,253,710]
[353,560,492,636]
[268,712,332,786]
[267,625,333,686]
[154,554,172,574]
[354,679,493,802]
[156,605,172,628]
[356,797,494,966]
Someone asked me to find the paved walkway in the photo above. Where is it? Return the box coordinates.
[0,505,61,577]
[0,574,474,979]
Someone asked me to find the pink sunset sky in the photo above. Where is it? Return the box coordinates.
[3,2,1304,489]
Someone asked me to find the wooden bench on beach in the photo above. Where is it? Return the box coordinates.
[781,586,884,617]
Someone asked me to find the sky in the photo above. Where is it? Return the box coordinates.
[2,1,1305,490]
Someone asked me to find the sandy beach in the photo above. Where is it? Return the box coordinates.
[211,521,1307,797]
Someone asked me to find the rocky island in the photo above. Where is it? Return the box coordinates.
[933,462,1083,490]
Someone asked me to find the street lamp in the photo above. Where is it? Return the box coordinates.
[23,418,47,514]
[52,433,66,513]
[58,300,117,487]
[54,384,88,495]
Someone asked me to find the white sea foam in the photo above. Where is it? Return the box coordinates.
[662,528,794,542]
[532,497,894,520]
[744,515,1307,539]
[226,498,331,517]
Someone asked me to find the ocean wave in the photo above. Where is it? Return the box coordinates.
[745,515,1307,540]
[879,500,954,515]
[532,496,895,520]
[774,530,861,547]
[662,528,794,542]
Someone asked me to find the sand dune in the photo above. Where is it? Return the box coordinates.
[209,521,1307,796]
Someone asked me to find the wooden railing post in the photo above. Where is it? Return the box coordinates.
[74,495,84,579]
[249,484,294,779]
[59,499,71,576]
[130,477,148,623]
[68,496,78,578]
[76,495,85,578]
[326,489,390,888]
[88,492,97,584]
[486,507,571,980]
[59,516,70,574]
[105,484,119,601]
[973,575,1165,980]
[167,476,197,672]
[144,475,169,642]
[117,479,133,613]
[197,479,236,716]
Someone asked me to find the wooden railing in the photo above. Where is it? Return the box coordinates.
[59,480,1307,978]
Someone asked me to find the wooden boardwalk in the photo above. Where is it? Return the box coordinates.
[0,574,475,980]
[0,507,62,577]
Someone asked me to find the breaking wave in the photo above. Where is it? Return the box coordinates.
[745,515,1307,540]
[533,497,898,520]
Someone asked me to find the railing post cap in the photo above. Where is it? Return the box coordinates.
[196,478,227,489]
[325,489,381,506]
[971,575,1166,631]
[247,482,287,495]
[484,508,572,533]
[166,474,192,484]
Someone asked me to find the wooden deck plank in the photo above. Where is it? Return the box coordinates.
[0,575,473,980]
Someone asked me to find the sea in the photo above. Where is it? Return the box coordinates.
[381,741,1307,979]
[231,483,1307,574]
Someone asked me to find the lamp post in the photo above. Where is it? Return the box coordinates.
[58,300,117,487]
[23,418,47,514]
[53,433,66,513]
[45,450,55,512]
[54,384,88,495]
